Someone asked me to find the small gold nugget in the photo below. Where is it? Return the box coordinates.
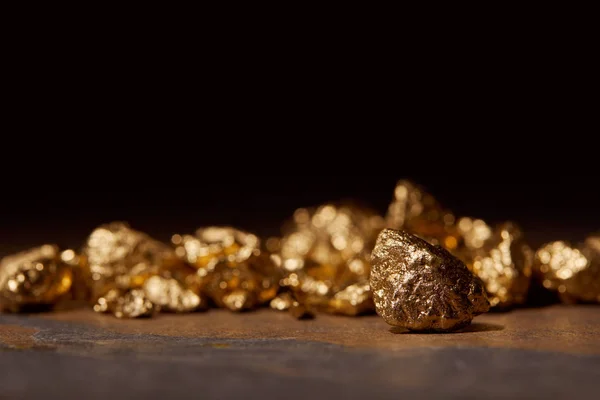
[173,226,281,311]
[270,292,294,311]
[457,221,533,309]
[172,226,260,270]
[0,245,73,312]
[83,222,182,300]
[327,282,374,316]
[370,229,489,332]
[94,288,155,318]
[534,235,600,303]
[143,276,205,313]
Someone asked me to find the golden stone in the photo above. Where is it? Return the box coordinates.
[370,229,489,332]
[171,226,260,269]
[278,203,383,316]
[459,222,533,309]
[0,245,74,312]
[143,275,205,313]
[82,222,182,300]
[534,235,600,303]
[327,282,374,316]
[93,288,155,318]
[270,292,294,311]
[385,180,458,248]
[202,254,281,312]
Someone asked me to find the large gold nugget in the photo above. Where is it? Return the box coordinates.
[385,180,458,250]
[82,222,181,299]
[534,235,600,303]
[370,229,489,332]
[464,222,533,309]
[0,245,73,312]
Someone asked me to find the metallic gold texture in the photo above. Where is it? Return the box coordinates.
[460,222,533,309]
[82,222,182,300]
[143,276,205,313]
[201,254,282,312]
[171,226,260,270]
[385,180,457,249]
[278,203,382,316]
[0,245,73,312]
[328,282,374,316]
[370,229,490,332]
[93,288,155,318]
[270,292,294,311]
[534,235,600,303]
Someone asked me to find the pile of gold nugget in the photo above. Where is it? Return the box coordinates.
[1,180,598,332]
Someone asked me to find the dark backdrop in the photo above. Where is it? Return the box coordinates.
[1,174,597,255]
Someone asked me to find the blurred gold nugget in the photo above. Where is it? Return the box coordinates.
[94,288,155,318]
[0,245,74,312]
[328,282,373,316]
[385,180,458,250]
[82,222,182,300]
[143,276,205,313]
[270,292,294,311]
[371,229,489,332]
[457,221,533,309]
[172,226,260,270]
[278,203,382,315]
[534,235,600,303]
[201,256,282,312]
[173,227,281,312]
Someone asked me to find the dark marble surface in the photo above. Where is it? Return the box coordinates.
[1,307,599,399]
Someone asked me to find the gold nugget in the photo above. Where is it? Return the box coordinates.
[173,226,281,312]
[270,292,294,311]
[0,245,73,312]
[385,180,458,250]
[278,203,382,315]
[202,256,281,311]
[458,222,533,309]
[534,235,600,303]
[327,282,374,316]
[94,288,155,318]
[82,222,181,300]
[172,226,260,270]
[143,276,205,313]
[370,229,490,332]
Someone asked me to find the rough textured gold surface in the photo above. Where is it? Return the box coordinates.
[460,222,533,309]
[385,180,458,249]
[82,222,181,300]
[93,288,155,318]
[534,235,600,303]
[327,282,374,316]
[0,245,73,312]
[370,229,489,332]
[143,276,204,313]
